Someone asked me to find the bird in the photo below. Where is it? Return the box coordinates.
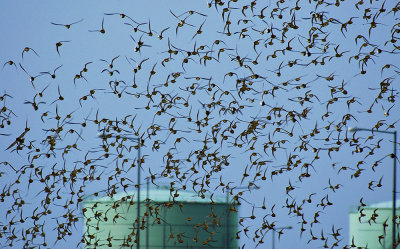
[51,19,84,29]
[40,65,63,79]
[18,63,42,89]
[2,60,18,70]
[155,27,170,40]
[56,41,71,56]
[169,9,196,35]
[100,55,120,69]
[6,120,30,151]
[191,19,207,40]
[21,47,39,59]
[89,17,106,34]
[24,95,45,111]
[130,34,152,54]
[104,13,137,23]
[50,86,65,105]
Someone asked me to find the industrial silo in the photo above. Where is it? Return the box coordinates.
[349,200,400,249]
[83,186,238,248]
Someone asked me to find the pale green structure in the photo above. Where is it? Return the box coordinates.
[349,200,400,249]
[83,187,238,248]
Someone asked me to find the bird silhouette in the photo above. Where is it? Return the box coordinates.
[51,19,84,29]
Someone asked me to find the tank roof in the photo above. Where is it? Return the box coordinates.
[349,199,400,212]
[84,186,229,204]
[368,199,400,209]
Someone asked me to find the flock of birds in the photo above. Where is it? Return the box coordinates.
[1,0,400,248]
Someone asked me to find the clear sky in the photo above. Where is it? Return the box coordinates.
[0,0,399,248]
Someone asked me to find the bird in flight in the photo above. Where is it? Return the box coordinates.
[51,18,84,29]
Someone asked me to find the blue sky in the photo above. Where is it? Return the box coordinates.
[1,0,399,248]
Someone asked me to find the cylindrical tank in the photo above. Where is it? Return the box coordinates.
[349,200,400,249]
[83,186,238,248]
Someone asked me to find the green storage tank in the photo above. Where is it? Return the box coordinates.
[83,186,238,248]
[349,200,400,249]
